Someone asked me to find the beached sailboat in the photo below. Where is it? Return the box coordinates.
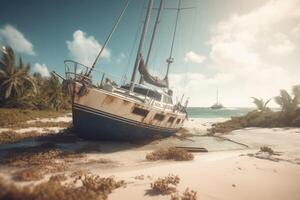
[61,0,189,140]
[210,89,224,110]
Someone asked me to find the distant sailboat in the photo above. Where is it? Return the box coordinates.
[210,89,224,109]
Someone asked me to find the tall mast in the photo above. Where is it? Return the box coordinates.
[165,0,181,86]
[130,0,153,92]
[139,0,164,84]
[87,0,130,76]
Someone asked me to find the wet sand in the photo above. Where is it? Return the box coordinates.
[0,116,300,200]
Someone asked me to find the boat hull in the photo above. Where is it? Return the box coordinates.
[72,104,180,141]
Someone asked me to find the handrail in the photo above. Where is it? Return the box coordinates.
[64,60,179,111]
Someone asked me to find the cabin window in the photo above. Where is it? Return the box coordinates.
[168,117,175,123]
[154,113,165,121]
[132,107,149,117]
[120,85,162,101]
[162,95,173,104]
[176,118,181,124]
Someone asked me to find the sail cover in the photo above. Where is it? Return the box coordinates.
[138,57,168,88]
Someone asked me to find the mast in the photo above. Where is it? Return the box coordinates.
[165,0,181,86]
[87,0,130,76]
[139,0,164,84]
[130,0,153,92]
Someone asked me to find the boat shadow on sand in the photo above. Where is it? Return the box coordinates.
[0,127,170,161]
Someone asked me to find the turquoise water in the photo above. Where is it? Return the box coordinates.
[187,107,254,118]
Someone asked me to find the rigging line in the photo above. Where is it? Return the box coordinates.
[145,0,164,67]
[168,0,181,60]
[87,0,131,77]
[130,0,154,89]
[182,5,197,94]
[124,0,147,82]
[140,0,164,84]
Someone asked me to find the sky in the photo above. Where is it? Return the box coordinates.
[0,0,299,107]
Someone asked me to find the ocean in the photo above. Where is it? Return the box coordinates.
[187,107,254,119]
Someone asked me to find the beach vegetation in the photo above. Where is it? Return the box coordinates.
[150,174,180,195]
[210,85,300,134]
[171,188,198,200]
[0,46,70,111]
[260,146,274,155]
[146,147,194,161]
[0,174,125,200]
[0,47,36,100]
[0,108,68,127]
[251,97,271,112]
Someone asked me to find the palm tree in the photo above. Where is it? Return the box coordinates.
[42,72,70,110]
[0,46,36,100]
[292,85,300,104]
[274,86,300,120]
[251,97,271,112]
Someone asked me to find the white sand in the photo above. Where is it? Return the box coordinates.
[26,114,72,124]
[103,125,300,200]
[108,150,300,200]
[0,114,71,134]
[0,127,65,134]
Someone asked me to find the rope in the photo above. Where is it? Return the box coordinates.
[87,0,131,76]
[168,0,181,59]
[123,0,147,82]
[182,4,197,94]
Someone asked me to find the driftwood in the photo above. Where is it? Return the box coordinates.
[175,146,208,153]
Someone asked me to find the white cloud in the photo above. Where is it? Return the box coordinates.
[184,51,206,64]
[267,33,296,55]
[171,0,300,107]
[34,63,50,77]
[0,24,35,55]
[66,30,110,67]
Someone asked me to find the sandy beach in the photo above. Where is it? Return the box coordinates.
[0,116,300,200]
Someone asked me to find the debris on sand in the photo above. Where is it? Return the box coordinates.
[149,174,180,195]
[1,143,85,181]
[259,146,274,155]
[242,146,280,162]
[146,147,194,161]
[0,174,125,200]
[134,175,145,180]
[171,188,198,200]
[70,170,91,178]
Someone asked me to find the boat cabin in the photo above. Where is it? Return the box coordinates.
[120,84,173,105]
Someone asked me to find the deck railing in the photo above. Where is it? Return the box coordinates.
[64,60,161,105]
[64,60,188,113]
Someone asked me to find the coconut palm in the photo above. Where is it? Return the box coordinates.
[251,97,271,112]
[292,85,300,104]
[0,46,36,100]
[42,72,70,110]
[274,86,299,118]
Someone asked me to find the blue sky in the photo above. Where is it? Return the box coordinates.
[1,0,300,106]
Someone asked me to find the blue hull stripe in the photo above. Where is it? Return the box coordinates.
[72,105,178,140]
[73,103,180,132]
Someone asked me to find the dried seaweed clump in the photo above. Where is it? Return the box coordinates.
[0,174,125,200]
[0,131,40,144]
[4,143,82,181]
[150,174,180,195]
[259,146,274,155]
[12,166,44,181]
[171,188,198,200]
[146,147,194,161]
